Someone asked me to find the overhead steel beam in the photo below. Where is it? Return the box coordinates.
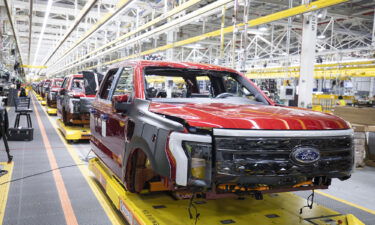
[95,0,349,68]
[48,0,204,70]
[12,1,105,20]
[41,0,98,65]
[45,0,133,66]
[27,0,33,65]
[3,0,24,70]
[49,0,232,75]
[51,0,349,75]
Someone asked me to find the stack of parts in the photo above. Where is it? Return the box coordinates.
[333,107,375,168]
[353,128,366,167]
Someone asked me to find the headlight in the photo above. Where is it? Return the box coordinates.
[182,141,212,187]
[69,99,80,113]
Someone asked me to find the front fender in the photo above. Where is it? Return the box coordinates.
[122,99,185,179]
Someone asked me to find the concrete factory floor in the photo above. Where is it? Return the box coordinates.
[0,94,374,225]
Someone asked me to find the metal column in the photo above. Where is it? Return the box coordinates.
[298,5,318,108]
[372,7,375,46]
[165,0,174,60]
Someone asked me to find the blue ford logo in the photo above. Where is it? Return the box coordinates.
[291,146,320,164]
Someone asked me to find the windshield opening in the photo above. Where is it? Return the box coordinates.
[143,67,269,105]
[54,80,62,87]
[43,81,51,88]
[71,78,84,91]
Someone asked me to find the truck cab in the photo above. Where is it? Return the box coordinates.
[41,79,51,98]
[46,78,63,108]
[90,61,354,195]
[57,74,96,125]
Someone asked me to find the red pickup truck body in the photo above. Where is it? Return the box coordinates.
[46,78,63,108]
[57,74,95,125]
[90,61,353,195]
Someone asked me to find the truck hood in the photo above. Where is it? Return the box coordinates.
[149,102,350,130]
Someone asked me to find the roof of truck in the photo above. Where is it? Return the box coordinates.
[110,60,240,74]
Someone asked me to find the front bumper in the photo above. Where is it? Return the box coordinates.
[213,129,354,187]
[69,97,95,114]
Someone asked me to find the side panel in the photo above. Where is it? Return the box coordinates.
[122,99,185,180]
[91,99,123,178]
[91,68,123,178]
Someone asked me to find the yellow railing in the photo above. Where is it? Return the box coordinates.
[246,65,375,79]
[312,94,354,113]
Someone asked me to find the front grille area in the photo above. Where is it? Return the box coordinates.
[215,135,353,178]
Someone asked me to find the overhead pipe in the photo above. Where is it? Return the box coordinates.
[49,0,232,75]
[3,0,24,70]
[48,0,204,73]
[56,0,349,74]
[46,0,133,67]
[41,0,97,66]
[93,0,349,69]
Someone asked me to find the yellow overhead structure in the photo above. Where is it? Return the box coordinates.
[85,0,348,70]
[312,94,355,113]
[21,64,47,69]
[248,60,375,72]
[246,60,375,79]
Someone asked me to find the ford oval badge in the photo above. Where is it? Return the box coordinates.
[291,146,320,164]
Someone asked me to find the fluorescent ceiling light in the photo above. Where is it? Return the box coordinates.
[317,34,326,39]
[247,29,269,35]
[32,0,54,67]
[258,26,268,32]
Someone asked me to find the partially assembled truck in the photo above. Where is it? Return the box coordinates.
[57,71,102,126]
[46,78,63,108]
[90,60,353,198]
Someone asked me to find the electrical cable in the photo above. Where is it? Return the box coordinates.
[187,192,200,225]
[299,190,315,214]
[0,163,85,186]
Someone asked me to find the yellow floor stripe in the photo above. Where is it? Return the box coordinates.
[31,91,373,224]
[315,190,375,215]
[33,93,125,225]
[0,162,14,225]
